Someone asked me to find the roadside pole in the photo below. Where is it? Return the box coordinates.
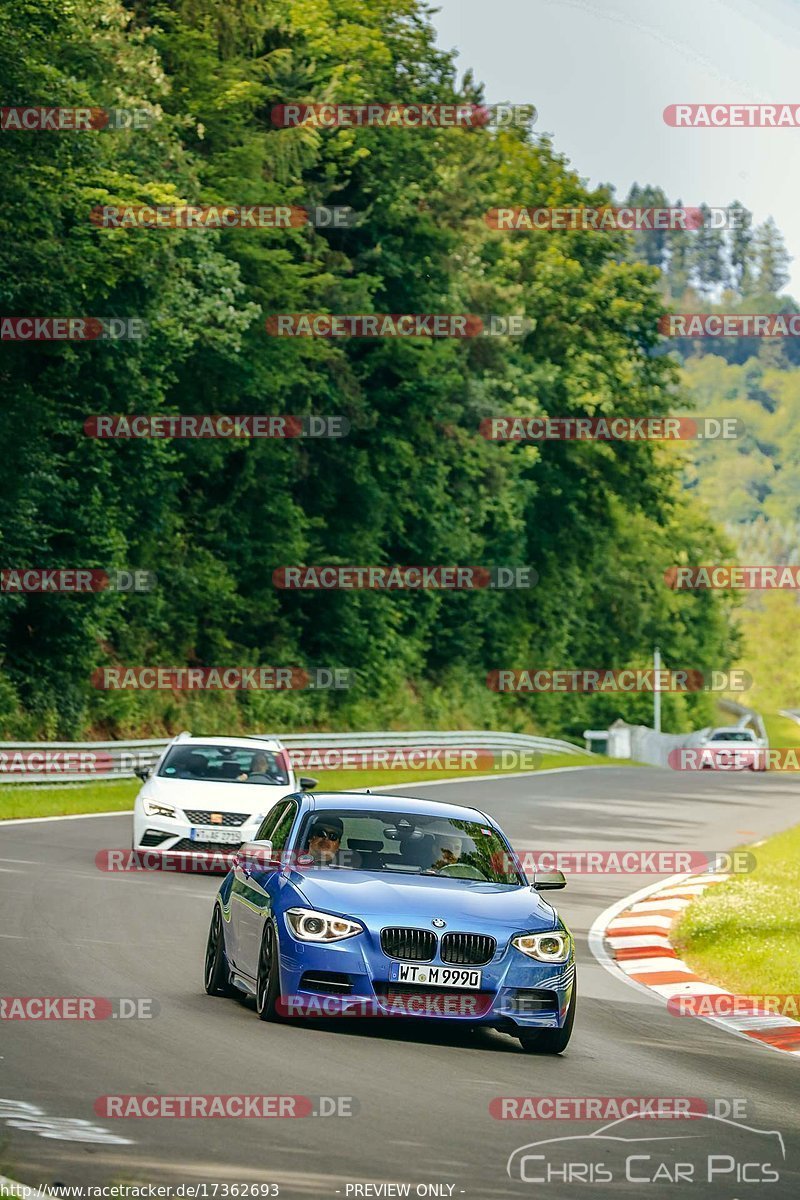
[654,645,662,733]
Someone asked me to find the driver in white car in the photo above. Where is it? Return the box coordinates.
[237,752,270,782]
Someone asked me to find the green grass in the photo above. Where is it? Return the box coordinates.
[673,821,800,997]
[0,749,625,822]
[763,711,800,751]
[0,778,140,821]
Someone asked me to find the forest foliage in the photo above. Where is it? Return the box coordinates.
[0,0,743,738]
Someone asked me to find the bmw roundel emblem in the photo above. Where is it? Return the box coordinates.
[432,918,446,928]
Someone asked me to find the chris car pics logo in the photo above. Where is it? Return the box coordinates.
[506,1112,784,1186]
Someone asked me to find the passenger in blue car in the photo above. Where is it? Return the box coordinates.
[431,835,462,870]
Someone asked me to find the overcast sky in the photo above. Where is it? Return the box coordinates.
[430,0,799,294]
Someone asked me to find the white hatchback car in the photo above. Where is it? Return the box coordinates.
[132,733,316,855]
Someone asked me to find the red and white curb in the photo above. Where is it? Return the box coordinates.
[589,871,800,1057]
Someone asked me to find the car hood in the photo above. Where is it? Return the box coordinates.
[139,776,296,814]
[289,869,558,932]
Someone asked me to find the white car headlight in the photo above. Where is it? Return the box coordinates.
[512,932,572,963]
[285,908,363,943]
[143,799,178,819]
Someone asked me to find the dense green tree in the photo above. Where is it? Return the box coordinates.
[728,200,754,294]
[625,182,670,269]
[0,0,740,739]
[752,217,791,296]
[691,204,726,297]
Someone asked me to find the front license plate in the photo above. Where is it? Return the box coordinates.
[391,964,482,988]
[189,827,241,844]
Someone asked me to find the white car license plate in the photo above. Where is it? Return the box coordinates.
[391,964,482,988]
[189,827,241,844]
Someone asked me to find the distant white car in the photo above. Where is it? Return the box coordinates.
[697,726,766,771]
[132,733,316,856]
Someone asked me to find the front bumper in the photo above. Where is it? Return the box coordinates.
[133,810,262,858]
[274,919,575,1030]
[702,749,764,770]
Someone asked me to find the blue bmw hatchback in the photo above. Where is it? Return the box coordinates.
[204,792,576,1053]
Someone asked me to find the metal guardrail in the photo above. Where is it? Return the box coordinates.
[717,699,767,742]
[0,729,586,785]
[603,699,769,767]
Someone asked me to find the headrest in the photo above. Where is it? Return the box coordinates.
[347,838,383,851]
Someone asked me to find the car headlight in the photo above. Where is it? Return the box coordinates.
[512,932,572,963]
[143,799,178,819]
[285,908,363,943]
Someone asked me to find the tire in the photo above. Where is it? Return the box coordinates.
[518,980,576,1055]
[204,905,236,997]
[256,921,282,1021]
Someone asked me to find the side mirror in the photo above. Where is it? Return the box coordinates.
[234,839,275,874]
[299,776,318,791]
[134,767,151,783]
[532,870,566,891]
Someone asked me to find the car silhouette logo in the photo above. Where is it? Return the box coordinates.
[506,1112,786,1182]
[432,918,446,928]
[210,813,223,824]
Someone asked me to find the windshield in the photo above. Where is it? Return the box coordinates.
[158,744,290,785]
[709,731,756,743]
[295,809,522,883]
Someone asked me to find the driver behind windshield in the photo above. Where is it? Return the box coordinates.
[237,752,270,782]
[305,816,345,865]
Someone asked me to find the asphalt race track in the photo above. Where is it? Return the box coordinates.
[2,766,799,1199]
